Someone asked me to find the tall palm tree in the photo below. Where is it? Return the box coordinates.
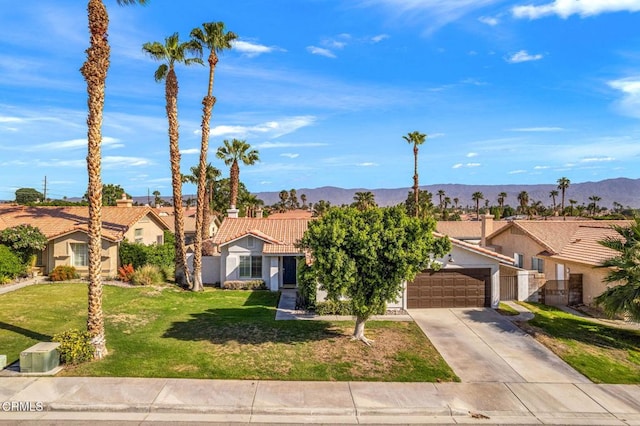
[189,22,236,292]
[443,196,451,211]
[517,191,529,215]
[436,189,445,210]
[595,218,640,321]
[497,192,507,211]
[278,190,289,212]
[589,195,602,216]
[353,191,377,211]
[81,0,148,360]
[471,191,484,220]
[557,177,570,218]
[549,190,559,213]
[152,190,161,207]
[288,188,299,209]
[300,194,308,209]
[402,131,427,217]
[453,197,459,210]
[216,139,259,210]
[182,163,221,237]
[143,33,203,289]
[568,199,577,217]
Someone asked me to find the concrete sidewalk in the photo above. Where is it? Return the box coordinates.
[1,377,639,424]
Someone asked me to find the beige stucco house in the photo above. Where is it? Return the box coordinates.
[0,197,169,277]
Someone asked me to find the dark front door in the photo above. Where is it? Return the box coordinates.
[282,257,297,287]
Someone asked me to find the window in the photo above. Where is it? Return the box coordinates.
[246,236,255,248]
[156,234,164,245]
[134,228,143,243]
[70,243,88,267]
[531,257,544,273]
[514,253,524,268]
[239,256,262,278]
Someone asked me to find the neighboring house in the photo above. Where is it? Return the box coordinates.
[0,197,169,277]
[267,209,313,219]
[212,217,311,291]
[485,219,630,305]
[436,219,509,245]
[156,205,221,245]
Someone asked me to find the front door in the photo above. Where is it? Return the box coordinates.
[282,257,297,287]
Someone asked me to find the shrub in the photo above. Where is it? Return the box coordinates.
[131,264,163,286]
[296,261,317,309]
[222,280,266,290]
[49,265,78,282]
[119,231,175,269]
[0,224,47,264]
[52,329,95,365]
[118,263,135,282]
[0,244,25,281]
[158,264,175,283]
[315,300,353,316]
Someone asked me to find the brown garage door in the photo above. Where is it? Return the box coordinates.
[407,268,491,308]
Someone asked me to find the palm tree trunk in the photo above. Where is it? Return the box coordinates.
[230,160,239,208]
[413,144,419,217]
[166,68,191,289]
[81,0,109,359]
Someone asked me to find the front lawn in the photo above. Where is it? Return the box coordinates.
[517,302,640,384]
[0,283,457,382]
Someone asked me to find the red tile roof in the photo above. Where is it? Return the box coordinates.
[268,209,313,219]
[213,217,312,254]
[436,220,509,240]
[433,232,515,264]
[0,205,168,241]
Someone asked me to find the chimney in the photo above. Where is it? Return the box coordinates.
[227,205,239,219]
[116,194,133,208]
[480,214,494,247]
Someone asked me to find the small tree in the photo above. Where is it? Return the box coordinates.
[299,206,451,345]
[0,224,47,265]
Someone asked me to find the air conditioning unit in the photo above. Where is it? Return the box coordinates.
[20,342,60,373]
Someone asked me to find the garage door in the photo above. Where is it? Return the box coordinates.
[407,268,491,308]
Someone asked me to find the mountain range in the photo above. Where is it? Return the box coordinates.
[251,178,640,210]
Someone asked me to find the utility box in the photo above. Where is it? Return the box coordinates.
[20,342,60,373]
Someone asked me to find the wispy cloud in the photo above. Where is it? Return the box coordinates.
[356,162,379,167]
[534,165,550,169]
[280,153,300,159]
[508,126,564,132]
[466,152,478,158]
[513,0,640,20]
[580,156,615,163]
[103,156,152,168]
[232,40,285,57]
[16,137,123,152]
[608,78,640,118]
[506,50,544,63]
[453,162,481,168]
[371,34,389,43]
[209,116,316,139]
[180,148,200,155]
[478,16,499,25]
[306,46,337,58]
[508,169,527,174]
[257,142,328,149]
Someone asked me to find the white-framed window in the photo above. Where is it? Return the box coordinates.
[239,255,262,278]
[70,243,88,267]
[531,257,544,273]
[514,253,524,268]
[134,228,143,243]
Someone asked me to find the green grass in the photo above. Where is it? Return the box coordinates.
[496,302,520,316]
[517,302,640,384]
[0,283,457,382]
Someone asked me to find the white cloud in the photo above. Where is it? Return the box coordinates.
[478,16,499,25]
[429,132,445,139]
[534,165,550,169]
[280,153,300,159]
[356,162,378,167]
[453,162,480,168]
[466,162,481,167]
[506,50,544,63]
[580,156,615,163]
[608,78,640,118]
[257,142,328,149]
[307,46,337,58]
[210,116,316,139]
[371,34,389,43]
[103,156,152,168]
[509,126,564,132]
[508,169,527,174]
[22,137,122,152]
[466,152,478,158]
[180,148,200,155]
[0,116,24,123]
[452,163,463,169]
[513,0,640,20]
[232,40,284,57]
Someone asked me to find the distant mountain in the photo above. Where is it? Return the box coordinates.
[253,178,640,209]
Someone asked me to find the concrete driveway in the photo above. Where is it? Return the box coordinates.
[409,308,591,383]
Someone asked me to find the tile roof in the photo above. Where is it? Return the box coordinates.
[434,232,515,265]
[268,209,313,219]
[0,205,167,241]
[487,220,631,265]
[213,217,312,255]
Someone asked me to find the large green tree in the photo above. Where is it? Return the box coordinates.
[190,22,237,292]
[216,139,259,210]
[83,183,127,206]
[0,225,47,265]
[299,206,451,345]
[15,188,44,204]
[142,32,202,289]
[595,218,640,321]
[81,0,148,360]
[402,131,427,217]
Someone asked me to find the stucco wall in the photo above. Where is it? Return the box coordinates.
[122,213,166,245]
[220,236,267,283]
[489,230,560,278]
[49,231,118,277]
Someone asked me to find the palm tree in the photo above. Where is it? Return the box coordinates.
[517,191,529,215]
[557,177,570,218]
[278,190,289,211]
[589,195,601,216]
[152,190,161,207]
[182,163,221,236]
[497,192,507,211]
[402,131,427,217]
[443,196,451,211]
[190,22,237,291]
[453,197,459,210]
[549,190,558,213]
[288,188,299,209]
[143,33,203,289]
[436,189,445,210]
[568,199,577,217]
[353,191,377,211]
[595,218,640,321]
[300,194,308,209]
[471,191,484,220]
[81,0,148,360]
[216,139,259,210]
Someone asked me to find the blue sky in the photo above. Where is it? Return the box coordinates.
[1,0,640,201]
